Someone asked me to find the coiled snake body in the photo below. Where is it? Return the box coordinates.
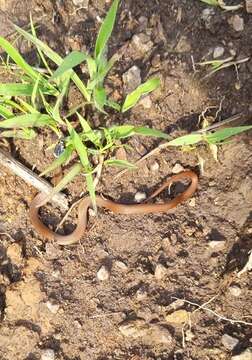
[29,170,198,245]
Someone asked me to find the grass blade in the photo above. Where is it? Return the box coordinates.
[0,113,55,128]
[134,126,170,139]
[68,123,96,212]
[0,83,37,96]
[77,113,101,147]
[51,51,87,80]
[122,78,160,113]
[95,0,119,60]
[0,128,37,139]
[0,104,13,118]
[39,163,83,207]
[206,126,252,144]
[93,87,107,113]
[40,146,73,176]
[13,23,91,101]
[105,159,137,169]
[0,36,39,81]
[168,134,203,146]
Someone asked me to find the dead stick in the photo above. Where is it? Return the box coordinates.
[0,148,69,211]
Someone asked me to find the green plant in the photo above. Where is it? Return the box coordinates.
[0,0,164,211]
[198,0,243,11]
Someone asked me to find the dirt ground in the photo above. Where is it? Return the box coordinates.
[0,0,252,359]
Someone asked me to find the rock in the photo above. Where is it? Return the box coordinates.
[123,65,141,93]
[221,334,239,351]
[151,54,161,68]
[149,161,159,172]
[139,95,152,109]
[119,319,148,338]
[228,285,242,297]
[246,0,252,13]
[154,263,166,280]
[114,260,128,271]
[172,163,184,174]
[134,192,147,203]
[213,46,225,59]
[46,301,60,314]
[201,8,215,29]
[228,15,244,32]
[115,147,127,161]
[165,310,189,325]
[189,198,196,207]
[119,319,174,346]
[41,349,55,360]
[7,243,23,266]
[72,0,89,8]
[208,240,226,251]
[231,348,252,360]
[132,33,153,55]
[175,36,191,53]
[97,265,110,281]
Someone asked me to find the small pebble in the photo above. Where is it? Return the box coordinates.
[166,310,189,325]
[189,198,196,207]
[132,33,153,55]
[114,260,128,271]
[7,243,23,265]
[213,46,225,59]
[149,161,159,172]
[221,334,239,351]
[151,53,161,68]
[134,192,147,203]
[123,65,141,93]
[172,163,184,174]
[41,349,55,360]
[208,240,226,251]
[246,0,252,13]
[72,0,89,7]
[46,301,59,314]
[97,265,110,281]
[154,263,166,280]
[228,285,242,297]
[139,95,152,109]
[228,15,244,32]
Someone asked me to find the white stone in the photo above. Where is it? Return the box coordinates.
[97,265,110,281]
[139,95,152,109]
[208,240,226,251]
[132,33,153,54]
[41,349,55,360]
[172,163,184,174]
[229,15,244,32]
[246,0,252,13]
[134,191,147,203]
[149,161,159,172]
[114,260,128,271]
[123,65,141,93]
[213,46,225,59]
[46,301,59,314]
[228,285,242,297]
[221,334,239,351]
[73,0,89,8]
[154,263,166,280]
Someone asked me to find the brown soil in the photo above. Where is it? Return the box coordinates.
[0,1,252,359]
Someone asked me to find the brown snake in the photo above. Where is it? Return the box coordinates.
[29,170,198,245]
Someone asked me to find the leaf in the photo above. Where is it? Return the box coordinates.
[86,56,97,79]
[0,128,37,139]
[134,126,170,139]
[95,0,120,60]
[13,24,91,101]
[105,159,137,169]
[0,104,13,118]
[206,126,252,144]
[198,0,218,5]
[40,146,73,177]
[122,78,160,112]
[109,125,135,139]
[69,123,96,212]
[0,83,37,96]
[51,51,87,80]
[0,36,39,81]
[77,113,101,147]
[93,87,107,112]
[39,163,83,207]
[168,134,203,146]
[0,113,55,129]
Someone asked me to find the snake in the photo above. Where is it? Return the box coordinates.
[29,170,198,246]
